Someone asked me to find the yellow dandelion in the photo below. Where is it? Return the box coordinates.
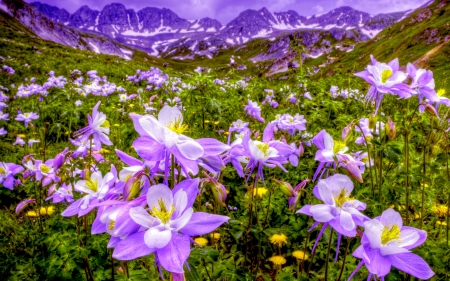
[292,250,309,260]
[269,234,288,247]
[268,255,286,266]
[26,210,38,217]
[128,104,134,107]
[414,213,422,219]
[210,233,221,240]
[253,187,268,198]
[100,149,110,154]
[213,121,219,125]
[205,120,210,123]
[18,134,26,138]
[432,204,448,217]
[224,132,229,135]
[194,237,208,247]
[114,124,120,127]
[389,204,395,209]
[40,206,56,216]
[436,221,447,226]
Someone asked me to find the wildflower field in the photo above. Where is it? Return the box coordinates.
[2,7,450,281]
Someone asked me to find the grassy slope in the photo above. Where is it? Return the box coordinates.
[319,0,450,91]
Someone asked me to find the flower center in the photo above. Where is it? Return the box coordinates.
[333,140,347,154]
[381,69,393,83]
[40,164,50,173]
[24,113,29,118]
[85,178,98,192]
[167,118,188,134]
[151,198,175,224]
[100,120,110,128]
[256,143,270,157]
[0,167,6,175]
[334,188,351,208]
[437,89,446,97]
[108,220,115,231]
[381,224,401,244]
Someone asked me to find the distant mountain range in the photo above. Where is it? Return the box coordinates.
[28,1,410,58]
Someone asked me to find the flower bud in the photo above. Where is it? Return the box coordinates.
[423,103,440,119]
[369,112,378,129]
[274,179,294,197]
[386,117,396,140]
[123,175,142,201]
[341,121,353,142]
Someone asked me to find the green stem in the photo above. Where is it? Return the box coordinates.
[324,229,333,281]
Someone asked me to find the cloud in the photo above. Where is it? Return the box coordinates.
[313,5,324,13]
[335,0,430,13]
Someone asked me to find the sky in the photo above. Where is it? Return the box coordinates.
[26,0,431,24]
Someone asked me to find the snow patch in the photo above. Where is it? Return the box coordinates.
[361,28,382,38]
[121,48,133,55]
[88,42,100,54]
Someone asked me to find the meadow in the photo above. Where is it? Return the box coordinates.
[1,8,450,281]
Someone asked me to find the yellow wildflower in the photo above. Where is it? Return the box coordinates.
[205,120,210,123]
[268,255,286,266]
[292,250,309,260]
[210,233,221,240]
[253,187,268,198]
[114,124,120,127]
[40,206,55,216]
[26,210,38,217]
[436,221,447,226]
[269,234,288,247]
[432,204,448,217]
[18,134,26,138]
[194,237,208,247]
[214,121,219,125]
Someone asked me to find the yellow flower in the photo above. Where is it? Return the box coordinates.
[18,134,26,138]
[114,124,120,127]
[414,213,422,219]
[40,206,55,216]
[194,237,208,247]
[432,204,448,217]
[210,233,220,240]
[269,234,288,247]
[26,210,38,217]
[100,149,110,154]
[268,255,286,266]
[224,132,229,135]
[205,120,210,123]
[253,187,268,198]
[436,221,447,226]
[129,104,134,108]
[213,121,219,125]
[389,204,395,209]
[292,250,309,260]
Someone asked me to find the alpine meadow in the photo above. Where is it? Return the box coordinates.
[1,0,450,280]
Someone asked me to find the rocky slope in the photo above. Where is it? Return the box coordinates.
[1,0,134,59]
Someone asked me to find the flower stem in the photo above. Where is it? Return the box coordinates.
[324,229,333,280]
[337,238,352,281]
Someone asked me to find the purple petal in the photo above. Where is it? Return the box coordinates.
[156,233,190,273]
[179,212,229,236]
[113,231,155,260]
[388,253,435,279]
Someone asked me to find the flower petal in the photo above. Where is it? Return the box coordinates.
[129,206,156,228]
[113,232,155,260]
[176,139,204,160]
[339,210,355,231]
[144,227,172,249]
[156,233,190,273]
[388,253,435,279]
[180,212,229,236]
[146,184,173,211]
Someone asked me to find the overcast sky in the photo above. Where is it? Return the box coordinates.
[26,0,430,24]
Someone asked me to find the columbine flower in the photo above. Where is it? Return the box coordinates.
[312,130,362,182]
[0,111,9,120]
[268,255,286,266]
[297,174,368,257]
[269,234,288,247]
[407,63,438,105]
[61,170,114,217]
[113,179,229,274]
[74,101,112,150]
[244,100,264,122]
[13,135,25,146]
[15,112,39,127]
[0,127,6,135]
[0,162,24,190]
[349,209,434,280]
[355,56,412,114]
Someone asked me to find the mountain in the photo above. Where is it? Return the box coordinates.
[28,1,408,59]
[316,0,450,85]
[1,0,134,59]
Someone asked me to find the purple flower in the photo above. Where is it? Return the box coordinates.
[0,127,6,136]
[74,101,112,150]
[349,209,434,280]
[75,100,82,106]
[0,162,24,190]
[46,183,73,204]
[297,174,368,256]
[61,171,114,217]
[355,56,412,114]
[16,199,36,214]
[244,100,264,122]
[312,130,362,182]
[15,112,39,127]
[0,111,9,121]
[407,63,438,104]
[113,179,229,273]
